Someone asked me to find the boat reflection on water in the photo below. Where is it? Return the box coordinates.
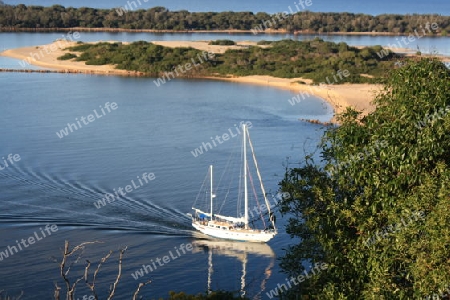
[191,238,275,299]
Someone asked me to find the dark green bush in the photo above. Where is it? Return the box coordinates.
[57,53,77,60]
[208,40,236,46]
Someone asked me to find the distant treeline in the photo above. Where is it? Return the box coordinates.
[0,4,448,35]
[61,39,398,84]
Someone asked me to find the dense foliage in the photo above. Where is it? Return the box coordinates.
[57,52,77,60]
[208,40,236,45]
[64,39,397,83]
[0,4,448,35]
[65,41,215,76]
[279,58,450,299]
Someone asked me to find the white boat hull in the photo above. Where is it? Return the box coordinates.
[192,221,275,243]
[191,124,277,243]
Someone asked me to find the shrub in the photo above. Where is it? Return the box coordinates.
[57,53,77,60]
[208,40,236,46]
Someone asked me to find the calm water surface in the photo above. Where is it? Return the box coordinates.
[0,68,331,299]
[1,32,449,56]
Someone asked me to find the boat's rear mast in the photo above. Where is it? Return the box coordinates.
[210,164,215,220]
[243,124,249,229]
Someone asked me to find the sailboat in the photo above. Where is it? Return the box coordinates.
[191,124,277,243]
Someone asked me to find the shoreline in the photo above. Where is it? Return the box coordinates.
[204,75,380,123]
[0,27,448,37]
[0,41,381,123]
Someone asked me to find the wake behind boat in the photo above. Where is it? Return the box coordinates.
[190,124,277,243]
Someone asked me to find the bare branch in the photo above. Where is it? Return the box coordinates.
[94,251,112,286]
[54,282,60,300]
[83,260,91,283]
[60,241,71,298]
[132,280,151,300]
[59,240,103,300]
[56,241,146,300]
[85,250,112,300]
[70,274,85,297]
[65,246,85,277]
[0,291,24,300]
[83,260,98,300]
[66,241,103,256]
[107,247,127,300]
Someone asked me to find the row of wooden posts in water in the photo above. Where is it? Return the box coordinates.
[0,68,147,76]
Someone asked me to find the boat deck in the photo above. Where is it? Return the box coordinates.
[194,220,268,233]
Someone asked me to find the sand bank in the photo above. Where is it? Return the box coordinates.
[152,40,267,54]
[0,41,129,75]
[209,75,380,122]
[0,41,381,122]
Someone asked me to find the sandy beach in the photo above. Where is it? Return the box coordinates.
[206,75,380,121]
[0,40,381,123]
[152,40,269,54]
[0,41,131,75]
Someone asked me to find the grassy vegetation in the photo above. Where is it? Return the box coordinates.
[65,41,215,75]
[209,39,397,83]
[57,53,77,60]
[256,40,274,45]
[208,40,236,45]
[61,39,399,83]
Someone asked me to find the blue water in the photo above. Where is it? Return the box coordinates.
[3,0,450,15]
[1,32,449,57]
[0,30,333,298]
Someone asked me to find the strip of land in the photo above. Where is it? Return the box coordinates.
[210,75,380,120]
[1,41,129,75]
[2,27,441,36]
[0,40,381,123]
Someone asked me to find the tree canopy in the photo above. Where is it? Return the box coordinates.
[279,58,450,299]
[0,4,448,35]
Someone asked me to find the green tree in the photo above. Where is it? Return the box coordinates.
[279,58,450,299]
[1,5,449,34]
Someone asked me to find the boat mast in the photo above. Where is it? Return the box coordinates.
[210,165,214,219]
[247,134,277,232]
[243,124,249,229]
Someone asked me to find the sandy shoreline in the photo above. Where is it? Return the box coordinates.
[209,75,380,120]
[1,41,130,75]
[0,41,381,123]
